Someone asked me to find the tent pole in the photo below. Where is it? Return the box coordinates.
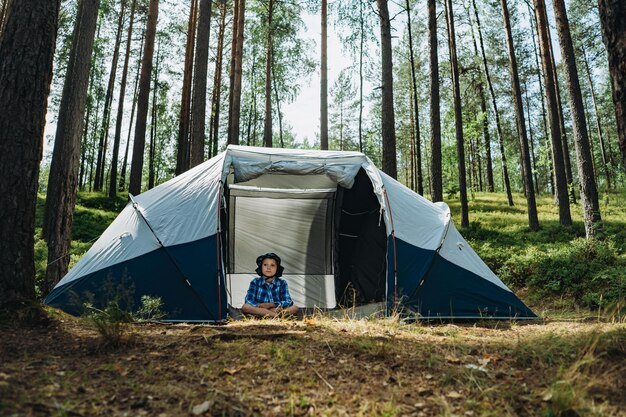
[383,189,398,314]
[216,182,223,320]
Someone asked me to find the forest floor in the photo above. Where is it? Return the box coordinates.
[1,308,625,417]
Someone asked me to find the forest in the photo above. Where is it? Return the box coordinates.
[1,0,625,303]
[1,0,626,415]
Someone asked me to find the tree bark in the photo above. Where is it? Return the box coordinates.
[94,0,126,192]
[129,0,159,196]
[533,0,572,225]
[358,0,364,153]
[209,0,227,159]
[472,0,513,206]
[190,0,212,167]
[176,0,197,174]
[445,0,469,228]
[0,0,60,306]
[524,82,540,194]
[272,65,284,148]
[500,0,539,231]
[467,6,494,192]
[582,47,612,189]
[428,0,442,202]
[227,0,245,145]
[406,0,422,194]
[0,0,10,37]
[376,0,397,178]
[109,0,136,198]
[598,0,626,170]
[528,0,554,194]
[119,29,144,192]
[263,0,274,148]
[43,0,100,294]
[553,0,602,238]
[320,0,328,150]
[148,38,160,189]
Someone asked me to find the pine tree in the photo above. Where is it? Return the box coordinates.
[0,0,60,306]
[43,0,100,294]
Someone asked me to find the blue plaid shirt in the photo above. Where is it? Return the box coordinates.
[244,277,294,308]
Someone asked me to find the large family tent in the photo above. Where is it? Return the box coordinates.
[45,146,536,321]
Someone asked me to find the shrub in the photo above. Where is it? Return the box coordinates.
[132,295,167,321]
[497,238,623,306]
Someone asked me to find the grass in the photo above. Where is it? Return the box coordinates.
[2,310,624,416]
[446,191,626,312]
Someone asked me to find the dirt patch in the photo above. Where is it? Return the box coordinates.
[1,312,625,416]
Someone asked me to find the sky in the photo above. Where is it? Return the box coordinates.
[281,12,358,145]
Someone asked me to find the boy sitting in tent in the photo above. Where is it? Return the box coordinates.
[241,253,299,318]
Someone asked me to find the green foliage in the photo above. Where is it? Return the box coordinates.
[498,238,624,306]
[458,193,626,310]
[131,295,167,321]
[83,295,167,348]
[83,299,133,348]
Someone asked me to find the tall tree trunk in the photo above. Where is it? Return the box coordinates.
[87,43,104,193]
[80,62,97,191]
[148,38,160,190]
[468,6,494,192]
[598,0,626,171]
[190,0,212,167]
[472,0,513,206]
[320,0,328,150]
[119,29,144,192]
[445,0,469,227]
[0,0,10,37]
[553,0,602,238]
[176,0,197,174]
[0,0,60,306]
[43,0,100,294]
[109,0,136,198]
[533,0,572,225]
[546,18,576,202]
[209,0,227,159]
[263,0,274,148]
[428,0,442,202]
[94,0,125,191]
[409,92,416,190]
[501,0,539,231]
[582,47,612,189]
[272,65,284,148]
[528,0,554,194]
[358,0,364,153]
[129,0,159,196]
[377,0,397,178]
[406,0,422,194]
[524,82,540,194]
[227,0,245,145]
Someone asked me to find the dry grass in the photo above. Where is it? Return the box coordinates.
[1,309,625,417]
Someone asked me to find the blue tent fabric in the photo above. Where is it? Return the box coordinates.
[389,238,536,319]
[45,236,226,321]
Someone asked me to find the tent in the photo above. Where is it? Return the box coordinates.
[45,145,536,321]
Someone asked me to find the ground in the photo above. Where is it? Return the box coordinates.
[1,310,625,417]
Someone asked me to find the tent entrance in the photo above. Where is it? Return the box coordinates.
[224,169,387,311]
[225,174,337,309]
[334,169,387,307]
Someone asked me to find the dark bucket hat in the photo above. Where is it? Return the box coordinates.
[255,252,284,277]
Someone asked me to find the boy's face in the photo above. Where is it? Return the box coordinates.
[261,258,278,279]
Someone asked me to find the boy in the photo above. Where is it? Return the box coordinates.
[241,253,299,317]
